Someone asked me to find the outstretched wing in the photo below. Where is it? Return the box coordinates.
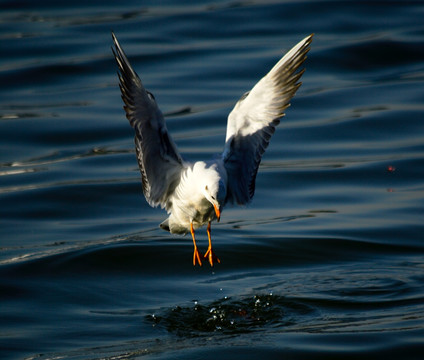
[223,34,313,205]
[112,32,184,209]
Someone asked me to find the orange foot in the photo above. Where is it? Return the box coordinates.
[193,246,202,266]
[190,222,202,266]
[204,247,221,267]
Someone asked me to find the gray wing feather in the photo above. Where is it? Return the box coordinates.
[112,32,183,209]
[223,34,313,205]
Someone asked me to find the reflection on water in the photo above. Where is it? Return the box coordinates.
[1,0,424,359]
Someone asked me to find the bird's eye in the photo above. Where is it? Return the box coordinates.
[205,185,208,190]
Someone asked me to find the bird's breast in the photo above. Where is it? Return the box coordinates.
[170,197,215,230]
[192,199,216,225]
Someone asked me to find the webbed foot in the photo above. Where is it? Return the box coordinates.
[204,247,221,267]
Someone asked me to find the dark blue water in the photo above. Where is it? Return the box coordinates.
[1,1,424,359]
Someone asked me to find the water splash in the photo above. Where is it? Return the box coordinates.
[146,293,314,336]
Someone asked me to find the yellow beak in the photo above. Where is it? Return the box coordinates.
[213,203,221,222]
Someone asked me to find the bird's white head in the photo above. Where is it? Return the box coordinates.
[194,162,227,222]
[202,181,226,222]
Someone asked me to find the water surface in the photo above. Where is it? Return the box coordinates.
[1,1,424,359]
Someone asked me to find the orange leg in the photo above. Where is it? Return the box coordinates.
[204,221,221,266]
[190,222,202,266]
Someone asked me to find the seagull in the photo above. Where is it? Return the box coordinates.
[112,32,313,266]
